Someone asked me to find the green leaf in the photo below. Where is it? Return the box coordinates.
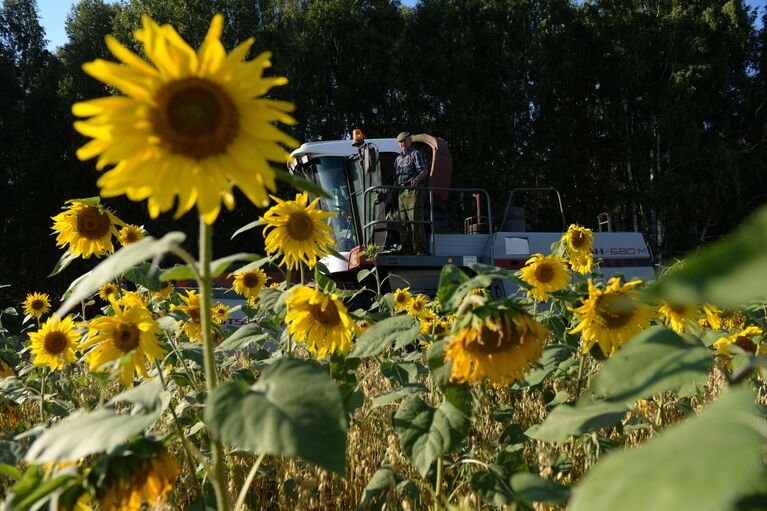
[393,396,470,477]
[123,262,162,291]
[568,387,764,511]
[380,360,424,386]
[359,465,397,510]
[522,344,574,387]
[349,315,420,358]
[527,401,629,443]
[371,384,428,409]
[425,339,472,413]
[274,167,331,199]
[437,265,469,308]
[231,219,266,239]
[441,274,496,312]
[204,358,347,474]
[0,463,21,481]
[0,440,25,465]
[511,473,570,503]
[581,327,713,404]
[215,323,272,352]
[161,264,195,281]
[48,251,78,277]
[229,257,271,275]
[470,464,515,507]
[653,206,767,306]
[56,232,185,316]
[25,381,168,462]
[211,253,260,278]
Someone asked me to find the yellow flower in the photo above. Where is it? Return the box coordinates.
[357,319,371,334]
[120,291,147,309]
[72,15,297,224]
[445,309,550,385]
[658,301,699,334]
[99,446,178,511]
[23,292,51,320]
[0,358,14,378]
[408,294,429,316]
[98,282,118,301]
[420,310,437,334]
[563,224,594,274]
[0,401,21,429]
[212,302,231,323]
[153,280,173,299]
[285,286,358,358]
[700,304,723,330]
[173,290,203,341]
[29,315,80,371]
[261,192,335,270]
[569,278,655,356]
[392,287,413,313]
[519,253,571,302]
[232,268,267,300]
[81,299,165,386]
[713,326,764,372]
[118,224,144,246]
[51,200,122,258]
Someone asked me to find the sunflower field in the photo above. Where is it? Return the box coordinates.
[1,13,767,511]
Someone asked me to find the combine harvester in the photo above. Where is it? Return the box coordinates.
[288,131,654,297]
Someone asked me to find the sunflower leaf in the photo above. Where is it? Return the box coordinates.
[204,358,347,474]
[161,264,194,282]
[568,387,763,511]
[123,261,162,291]
[437,265,470,311]
[211,253,260,278]
[55,232,185,316]
[393,396,470,477]
[581,326,713,404]
[215,323,272,352]
[274,168,331,199]
[527,401,629,443]
[48,251,79,277]
[231,219,266,239]
[229,257,271,275]
[511,473,570,503]
[653,205,767,306]
[348,315,420,358]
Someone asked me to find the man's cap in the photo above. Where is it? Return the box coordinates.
[396,131,411,142]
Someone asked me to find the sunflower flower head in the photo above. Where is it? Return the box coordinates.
[408,294,429,317]
[118,224,145,246]
[97,442,178,511]
[51,200,123,259]
[0,400,21,429]
[445,307,550,385]
[73,15,298,224]
[232,268,267,300]
[713,326,764,372]
[153,280,174,300]
[569,278,655,357]
[658,301,699,334]
[0,358,15,378]
[81,298,165,386]
[29,315,80,371]
[392,287,413,313]
[261,192,335,270]
[212,302,231,324]
[23,292,51,320]
[285,286,359,358]
[172,290,203,341]
[519,253,571,302]
[98,282,119,301]
[562,224,594,274]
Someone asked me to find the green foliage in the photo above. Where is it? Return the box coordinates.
[528,401,629,443]
[348,315,420,358]
[204,358,348,474]
[568,387,764,511]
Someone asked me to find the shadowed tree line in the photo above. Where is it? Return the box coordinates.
[1,0,766,303]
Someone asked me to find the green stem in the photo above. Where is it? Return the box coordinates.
[300,263,305,285]
[198,218,230,511]
[434,456,444,510]
[234,453,266,511]
[574,354,586,399]
[164,331,201,392]
[39,368,47,421]
[285,268,292,357]
[154,359,205,499]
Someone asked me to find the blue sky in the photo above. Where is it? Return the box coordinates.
[38,0,767,50]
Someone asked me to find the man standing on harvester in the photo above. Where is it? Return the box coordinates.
[394,131,428,255]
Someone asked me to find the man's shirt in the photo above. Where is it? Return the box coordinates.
[394,147,427,186]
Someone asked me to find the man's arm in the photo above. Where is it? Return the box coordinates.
[411,150,429,186]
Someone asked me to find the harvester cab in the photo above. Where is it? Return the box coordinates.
[287,131,655,296]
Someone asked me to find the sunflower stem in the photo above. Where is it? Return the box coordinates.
[300,263,305,285]
[434,456,444,510]
[198,218,230,511]
[234,453,266,511]
[39,367,47,421]
[285,268,292,357]
[164,331,201,392]
[574,353,586,399]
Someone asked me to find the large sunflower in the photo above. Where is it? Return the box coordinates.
[444,308,550,385]
[98,445,179,511]
[51,200,122,259]
[22,292,51,320]
[562,224,594,274]
[713,326,764,371]
[29,315,80,371]
[658,301,699,334]
[232,268,267,300]
[569,278,655,356]
[81,299,165,386]
[519,253,571,302]
[72,15,298,224]
[285,286,358,358]
[261,192,335,270]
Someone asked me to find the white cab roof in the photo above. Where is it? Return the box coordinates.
[289,138,401,161]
